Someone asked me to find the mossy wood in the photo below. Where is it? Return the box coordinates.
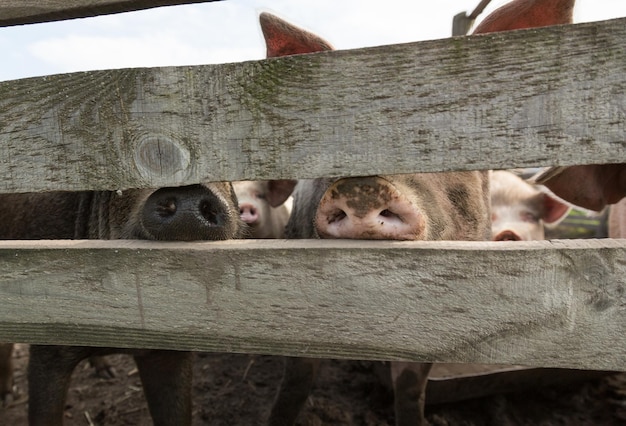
[0,17,624,194]
[1,5,625,371]
[0,0,221,27]
[0,239,624,370]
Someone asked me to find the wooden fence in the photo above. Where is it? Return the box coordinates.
[0,1,625,372]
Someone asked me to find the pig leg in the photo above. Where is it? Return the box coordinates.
[133,350,193,426]
[268,357,320,425]
[88,355,116,379]
[28,345,89,426]
[0,343,13,406]
[391,362,432,426]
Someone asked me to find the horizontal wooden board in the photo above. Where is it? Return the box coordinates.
[0,18,624,193]
[0,0,220,27]
[0,238,624,370]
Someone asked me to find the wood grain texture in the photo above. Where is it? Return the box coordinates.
[1,10,625,373]
[0,17,624,193]
[0,239,623,370]
[0,0,221,27]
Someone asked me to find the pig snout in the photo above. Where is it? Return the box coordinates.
[492,230,523,241]
[314,177,425,240]
[141,185,232,241]
[239,203,259,225]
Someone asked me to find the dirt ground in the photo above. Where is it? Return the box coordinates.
[2,343,626,425]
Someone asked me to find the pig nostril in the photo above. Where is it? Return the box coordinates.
[379,209,403,222]
[241,206,256,216]
[494,230,522,241]
[200,200,221,226]
[327,209,347,224]
[156,198,177,218]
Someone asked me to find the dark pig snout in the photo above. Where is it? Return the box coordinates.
[314,177,425,240]
[141,184,235,241]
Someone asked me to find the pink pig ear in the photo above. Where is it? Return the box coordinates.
[541,193,571,226]
[472,0,575,34]
[260,12,333,58]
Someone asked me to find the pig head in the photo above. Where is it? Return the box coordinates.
[491,170,570,241]
[262,0,575,424]
[532,164,626,212]
[0,183,241,241]
[0,183,243,426]
[233,180,295,238]
[533,165,626,239]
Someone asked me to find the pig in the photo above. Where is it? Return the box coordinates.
[431,172,570,407]
[261,0,575,424]
[608,198,626,238]
[471,0,575,33]
[533,164,626,239]
[0,343,13,406]
[0,183,243,425]
[233,180,295,238]
[490,170,570,241]
[533,164,626,212]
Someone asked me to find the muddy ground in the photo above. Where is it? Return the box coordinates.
[2,343,626,425]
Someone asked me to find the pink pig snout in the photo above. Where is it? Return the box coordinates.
[314,177,425,240]
[492,229,523,241]
[239,203,259,225]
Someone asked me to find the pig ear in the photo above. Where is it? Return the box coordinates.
[266,180,298,207]
[472,0,575,34]
[260,12,333,58]
[541,193,571,226]
[532,165,626,212]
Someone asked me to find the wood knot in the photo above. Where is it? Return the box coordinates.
[133,135,190,184]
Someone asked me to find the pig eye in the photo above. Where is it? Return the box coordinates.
[257,193,267,200]
[520,211,539,223]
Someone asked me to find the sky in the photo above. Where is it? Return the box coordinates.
[0,0,625,82]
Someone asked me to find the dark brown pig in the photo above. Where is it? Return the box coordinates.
[261,0,575,424]
[0,343,12,406]
[533,164,626,238]
[533,164,626,212]
[233,180,295,238]
[0,184,243,426]
[491,170,570,241]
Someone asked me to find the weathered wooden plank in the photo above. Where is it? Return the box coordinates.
[0,18,624,193]
[0,0,220,27]
[0,238,624,370]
